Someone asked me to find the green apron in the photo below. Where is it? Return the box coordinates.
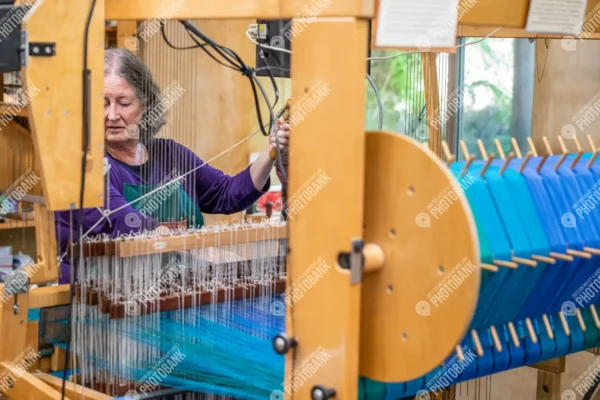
[122,182,204,228]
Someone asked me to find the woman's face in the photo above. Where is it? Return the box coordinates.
[104,73,143,143]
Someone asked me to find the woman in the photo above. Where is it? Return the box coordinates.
[56,48,289,283]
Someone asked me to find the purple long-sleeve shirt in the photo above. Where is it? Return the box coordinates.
[56,138,269,283]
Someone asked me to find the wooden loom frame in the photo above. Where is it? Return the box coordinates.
[1,0,599,399]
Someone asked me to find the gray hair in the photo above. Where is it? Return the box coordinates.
[104,48,165,143]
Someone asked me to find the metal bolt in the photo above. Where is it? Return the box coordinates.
[32,46,39,54]
[7,378,13,388]
[273,337,286,353]
[13,304,19,314]
[45,46,51,54]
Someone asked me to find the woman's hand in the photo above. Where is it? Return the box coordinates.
[269,121,290,161]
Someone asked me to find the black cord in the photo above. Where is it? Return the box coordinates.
[176,20,273,138]
[62,0,96,398]
[258,49,279,108]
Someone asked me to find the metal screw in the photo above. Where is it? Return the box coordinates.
[32,46,39,54]
[7,378,13,388]
[13,304,19,314]
[45,46,51,54]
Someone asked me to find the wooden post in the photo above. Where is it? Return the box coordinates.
[422,53,442,157]
[532,357,565,400]
[287,17,369,399]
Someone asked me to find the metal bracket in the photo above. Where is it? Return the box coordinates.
[29,42,55,57]
[337,238,365,285]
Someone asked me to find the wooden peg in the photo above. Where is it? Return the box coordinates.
[460,156,475,177]
[460,140,470,160]
[471,329,484,357]
[542,136,554,156]
[480,263,499,272]
[507,322,520,347]
[494,138,506,159]
[566,249,592,259]
[570,152,583,170]
[559,311,571,336]
[477,139,489,160]
[573,136,582,152]
[542,314,554,339]
[493,259,518,268]
[549,252,574,261]
[442,141,455,166]
[519,152,533,173]
[512,256,537,267]
[490,326,503,352]
[481,154,495,177]
[500,153,515,174]
[591,305,600,328]
[455,345,465,362]
[576,309,587,332]
[584,247,600,255]
[536,154,549,173]
[525,318,538,344]
[557,135,568,154]
[531,254,556,264]
[587,151,599,169]
[511,137,523,158]
[587,134,599,169]
[554,153,568,171]
[527,137,538,156]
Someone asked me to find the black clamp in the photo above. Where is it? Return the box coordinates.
[311,386,336,400]
[337,238,365,285]
[29,42,55,57]
[272,332,297,355]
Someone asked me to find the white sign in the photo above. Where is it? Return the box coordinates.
[375,0,460,50]
[526,0,589,35]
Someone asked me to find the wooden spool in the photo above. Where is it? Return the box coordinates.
[360,131,480,382]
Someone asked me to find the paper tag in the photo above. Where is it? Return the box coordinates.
[375,0,460,50]
[526,0,589,34]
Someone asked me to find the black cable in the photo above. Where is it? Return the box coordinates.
[62,0,96,398]
[257,49,279,108]
[176,20,273,138]
[253,75,287,184]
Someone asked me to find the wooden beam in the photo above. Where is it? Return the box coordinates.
[0,290,29,362]
[0,363,63,400]
[36,372,112,400]
[530,357,566,374]
[536,369,561,400]
[106,0,373,20]
[28,285,71,310]
[422,53,442,157]
[23,0,105,210]
[459,25,600,39]
[116,20,138,55]
[287,17,368,399]
[118,224,287,257]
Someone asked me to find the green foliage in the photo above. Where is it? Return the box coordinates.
[365,40,517,157]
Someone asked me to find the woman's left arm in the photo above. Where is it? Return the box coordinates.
[192,123,290,214]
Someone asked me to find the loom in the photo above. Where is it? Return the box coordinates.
[1,0,600,399]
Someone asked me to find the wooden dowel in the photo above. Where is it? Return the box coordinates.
[511,137,522,158]
[549,252,574,261]
[527,137,538,156]
[500,153,514,174]
[591,305,600,328]
[494,138,506,159]
[477,139,488,160]
[531,254,556,264]
[507,322,520,347]
[559,312,571,336]
[490,326,502,352]
[519,153,532,173]
[543,314,554,339]
[512,256,537,267]
[493,259,518,268]
[576,309,586,332]
[542,136,553,156]
[536,154,549,173]
[584,247,600,255]
[567,249,592,259]
[526,318,538,344]
[471,329,484,357]
[481,155,495,177]
[460,156,475,177]
[480,263,499,272]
